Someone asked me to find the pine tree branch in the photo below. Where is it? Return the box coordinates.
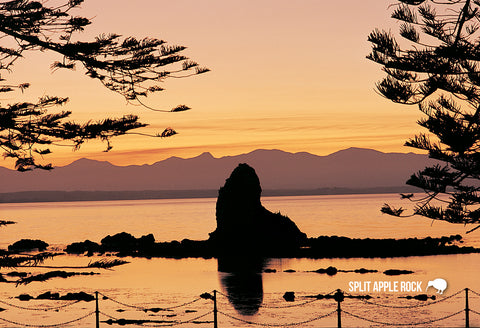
[453,0,471,46]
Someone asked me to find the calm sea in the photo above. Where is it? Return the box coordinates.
[0,194,479,327]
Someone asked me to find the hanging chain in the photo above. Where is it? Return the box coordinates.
[98,292,202,311]
[348,288,465,309]
[343,309,464,326]
[217,309,337,327]
[0,311,95,327]
[0,299,82,311]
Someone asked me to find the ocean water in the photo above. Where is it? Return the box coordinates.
[0,194,479,327]
[1,194,478,247]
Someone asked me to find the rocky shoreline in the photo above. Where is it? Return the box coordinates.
[60,231,478,259]
[0,233,477,287]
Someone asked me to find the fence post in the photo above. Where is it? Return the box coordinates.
[95,291,100,328]
[465,288,469,328]
[213,290,218,328]
[333,289,344,328]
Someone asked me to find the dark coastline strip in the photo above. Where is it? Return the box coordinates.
[63,232,479,259]
[0,186,419,204]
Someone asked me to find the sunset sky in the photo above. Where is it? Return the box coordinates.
[2,0,425,167]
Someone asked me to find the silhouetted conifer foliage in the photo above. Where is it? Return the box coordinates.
[369,0,480,233]
[0,0,208,171]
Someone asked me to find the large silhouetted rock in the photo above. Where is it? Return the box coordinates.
[209,163,306,254]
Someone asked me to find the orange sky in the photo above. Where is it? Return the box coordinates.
[1,0,425,167]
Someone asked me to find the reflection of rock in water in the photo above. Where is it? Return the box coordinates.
[218,257,268,316]
[220,272,263,316]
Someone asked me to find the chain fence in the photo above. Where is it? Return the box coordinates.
[215,290,321,309]
[470,308,480,316]
[213,288,479,327]
[0,299,82,311]
[98,291,203,311]
[0,311,95,327]
[217,309,338,327]
[99,309,214,327]
[470,289,480,297]
[0,288,478,327]
[342,309,464,326]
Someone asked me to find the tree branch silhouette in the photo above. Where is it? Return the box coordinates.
[369,0,480,232]
[0,0,208,171]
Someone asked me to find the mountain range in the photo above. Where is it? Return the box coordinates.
[0,148,436,201]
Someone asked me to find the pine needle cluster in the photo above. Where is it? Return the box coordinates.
[370,0,480,232]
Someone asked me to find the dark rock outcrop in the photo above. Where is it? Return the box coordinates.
[283,292,295,302]
[17,292,95,302]
[8,239,48,252]
[101,232,155,253]
[383,269,414,276]
[65,233,215,258]
[209,163,307,255]
[300,234,475,258]
[400,294,436,301]
[65,239,102,254]
[17,294,33,301]
[315,266,338,276]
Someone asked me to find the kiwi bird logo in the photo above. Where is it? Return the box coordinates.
[426,278,447,294]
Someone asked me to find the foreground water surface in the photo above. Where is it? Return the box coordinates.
[0,194,479,327]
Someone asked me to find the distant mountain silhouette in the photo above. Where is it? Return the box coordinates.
[0,148,436,194]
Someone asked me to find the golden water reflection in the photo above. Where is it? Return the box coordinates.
[0,254,480,326]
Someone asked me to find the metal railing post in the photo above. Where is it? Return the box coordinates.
[96,291,100,328]
[334,289,344,328]
[213,290,218,328]
[465,288,469,328]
